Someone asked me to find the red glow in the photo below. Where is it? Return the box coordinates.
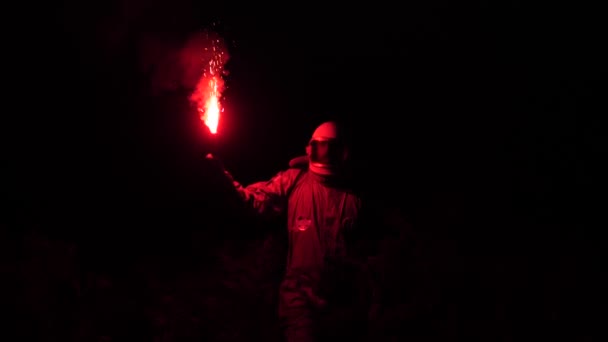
[188,32,229,135]
[205,87,220,134]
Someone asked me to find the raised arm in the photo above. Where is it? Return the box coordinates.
[206,154,304,219]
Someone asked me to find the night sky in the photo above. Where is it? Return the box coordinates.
[9,1,595,231]
[4,1,602,340]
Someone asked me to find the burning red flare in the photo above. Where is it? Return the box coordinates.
[188,32,228,135]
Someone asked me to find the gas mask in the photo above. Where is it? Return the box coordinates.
[306,121,349,176]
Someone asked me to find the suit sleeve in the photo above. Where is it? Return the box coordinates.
[225,168,302,219]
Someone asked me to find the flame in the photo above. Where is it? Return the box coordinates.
[204,81,220,134]
[189,33,228,135]
[198,75,221,134]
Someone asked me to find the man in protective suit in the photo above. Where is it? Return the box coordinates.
[207,121,389,342]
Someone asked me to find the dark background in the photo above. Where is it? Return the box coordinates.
[3,1,602,341]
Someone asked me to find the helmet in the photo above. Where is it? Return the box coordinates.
[305,121,349,176]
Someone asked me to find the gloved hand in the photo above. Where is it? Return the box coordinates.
[205,153,226,171]
[204,153,237,189]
